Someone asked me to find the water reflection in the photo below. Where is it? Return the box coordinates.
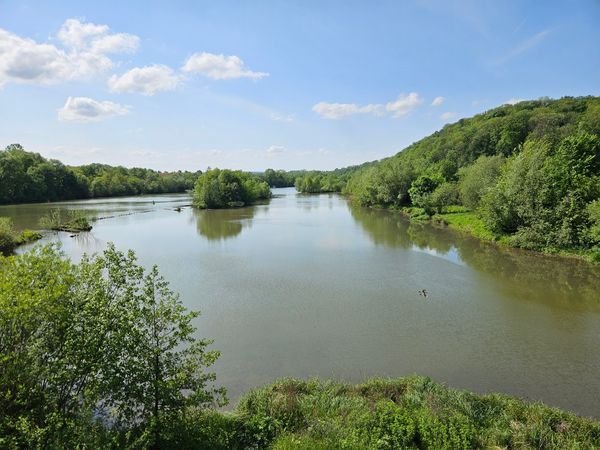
[192,206,258,241]
[350,204,600,312]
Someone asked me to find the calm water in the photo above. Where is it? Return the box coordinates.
[3,188,600,417]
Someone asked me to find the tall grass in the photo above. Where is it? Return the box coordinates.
[232,376,600,449]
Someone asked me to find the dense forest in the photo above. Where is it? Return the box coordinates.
[193,168,271,209]
[0,144,199,204]
[1,245,598,449]
[261,168,304,187]
[316,96,600,259]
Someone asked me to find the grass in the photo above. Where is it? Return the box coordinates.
[171,376,599,449]
[435,210,500,243]
[400,206,431,222]
[39,209,93,233]
[432,207,600,262]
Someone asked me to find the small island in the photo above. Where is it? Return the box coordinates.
[39,209,93,233]
[193,168,271,209]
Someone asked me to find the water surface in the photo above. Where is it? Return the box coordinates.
[3,188,600,417]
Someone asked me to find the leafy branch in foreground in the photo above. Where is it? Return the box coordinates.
[0,244,225,449]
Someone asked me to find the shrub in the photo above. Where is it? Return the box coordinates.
[0,217,18,253]
[457,155,505,210]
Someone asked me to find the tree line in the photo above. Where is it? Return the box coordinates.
[0,144,200,204]
[272,161,376,194]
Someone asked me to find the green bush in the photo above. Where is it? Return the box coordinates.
[430,182,460,213]
[0,217,18,252]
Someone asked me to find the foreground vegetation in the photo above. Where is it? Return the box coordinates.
[1,245,598,449]
[229,377,600,450]
[0,144,199,204]
[0,245,225,449]
[340,96,600,259]
[193,168,271,209]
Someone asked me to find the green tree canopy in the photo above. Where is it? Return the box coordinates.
[0,244,225,448]
[193,168,271,209]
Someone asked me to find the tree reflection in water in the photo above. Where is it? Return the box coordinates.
[192,206,260,241]
[349,204,600,312]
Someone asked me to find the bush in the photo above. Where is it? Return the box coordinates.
[458,155,505,210]
[430,182,460,213]
[0,217,18,253]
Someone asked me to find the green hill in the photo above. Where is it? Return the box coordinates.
[344,96,600,259]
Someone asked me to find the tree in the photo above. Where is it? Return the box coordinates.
[0,244,225,448]
[458,155,505,210]
[408,175,441,213]
[430,182,460,213]
[193,169,271,209]
[0,218,18,253]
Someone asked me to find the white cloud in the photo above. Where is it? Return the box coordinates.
[89,33,139,54]
[108,64,180,96]
[56,18,109,49]
[267,145,286,154]
[504,98,525,105]
[312,102,383,119]
[431,96,445,106]
[0,19,139,88]
[181,52,268,80]
[440,111,457,121]
[313,93,422,119]
[57,96,130,122]
[386,92,423,118]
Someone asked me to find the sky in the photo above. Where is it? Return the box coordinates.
[1,0,599,172]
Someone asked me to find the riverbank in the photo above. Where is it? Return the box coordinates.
[394,204,600,263]
[170,376,600,449]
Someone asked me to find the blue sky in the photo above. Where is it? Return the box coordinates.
[1,0,599,171]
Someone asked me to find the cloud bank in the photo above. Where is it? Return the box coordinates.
[0,19,138,87]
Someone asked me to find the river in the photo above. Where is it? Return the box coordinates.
[2,187,599,417]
